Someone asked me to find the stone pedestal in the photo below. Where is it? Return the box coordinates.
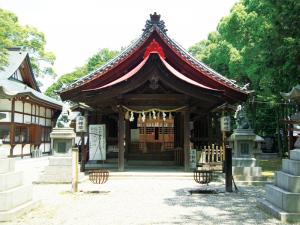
[38,127,81,183]
[0,157,40,221]
[228,129,264,183]
[258,148,300,222]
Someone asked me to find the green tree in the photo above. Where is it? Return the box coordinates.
[189,0,300,155]
[0,9,55,78]
[45,48,119,98]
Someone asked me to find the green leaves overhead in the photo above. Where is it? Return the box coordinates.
[45,48,119,98]
[189,0,300,150]
[0,9,55,79]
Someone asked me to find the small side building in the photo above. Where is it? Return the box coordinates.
[0,48,62,158]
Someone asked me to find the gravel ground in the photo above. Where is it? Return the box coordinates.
[3,158,298,225]
[2,178,298,225]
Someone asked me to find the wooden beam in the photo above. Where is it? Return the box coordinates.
[183,110,190,172]
[118,108,125,172]
[9,98,15,157]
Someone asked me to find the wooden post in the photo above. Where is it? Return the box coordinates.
[118,109,125,172]
[72,147,79,193]
[183,110,190,172]
[225,146,233,192]
[9,98,15,157]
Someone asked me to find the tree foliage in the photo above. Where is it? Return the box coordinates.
[0,9,56,79]
[189,0,300,154]
[45,48,118,98]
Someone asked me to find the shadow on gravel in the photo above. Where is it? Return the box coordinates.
[163,185,283,225]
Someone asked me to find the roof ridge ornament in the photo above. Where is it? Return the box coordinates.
[143,39,166,59]
[143,12,168,34]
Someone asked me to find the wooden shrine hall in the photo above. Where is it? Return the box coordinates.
[60,13,249,171]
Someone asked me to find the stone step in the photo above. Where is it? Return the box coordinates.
[0,158,15,174]
[282,159,300,176]
[266,184,300,213]
[290,149,300,161]
[258,198,300,223]
[38,173,72,183]
[232,166,261,176]
[233,175,267,182]
[0,199,41,222]
[0,184,32,211]
[127,160,175,166]
[49,156,72,166]
[0,171,23,192]
[42,165,73,175]
[232,158,257,167]
[275,171,300,193]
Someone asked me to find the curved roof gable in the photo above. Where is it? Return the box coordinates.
[60,13,248,101]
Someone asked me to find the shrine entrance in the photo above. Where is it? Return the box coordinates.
[60,13,248,172]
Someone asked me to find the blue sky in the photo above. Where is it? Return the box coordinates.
[0,0,238,91]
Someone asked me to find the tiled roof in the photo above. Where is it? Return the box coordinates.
[61,13,247,94]
[0,49,62,108]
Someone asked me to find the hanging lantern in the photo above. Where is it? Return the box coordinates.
[169,112,173,120]
[149,112,152,120]
[142,111,146,122]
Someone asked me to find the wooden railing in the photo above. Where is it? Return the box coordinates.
[197,144,224,171]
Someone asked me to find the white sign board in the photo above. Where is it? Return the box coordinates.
[190,149,197,169]
[221,116,231,132]
[76,116,87,132]
[89,124,106,160]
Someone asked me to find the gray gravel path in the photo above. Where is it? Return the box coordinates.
[3,158,298,225]
[2,177,298,225]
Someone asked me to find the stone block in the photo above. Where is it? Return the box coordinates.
[49,156,72,166]
[282,159,300,176]
[0,171,23,192]
[258,198,300,223]
[266,184,300,212]
[275,171,300,193]
[0,158,15,174]
[0,199,41,222]
[232,166,261,176]
[0,184,32,211]
[290,149,300,161]
[232,158,257,167]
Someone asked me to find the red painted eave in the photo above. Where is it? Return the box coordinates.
[83,53,222,93]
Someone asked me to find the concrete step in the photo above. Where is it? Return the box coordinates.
[0,199,41,222]
[0,158,15,174]
[0,171,23,192]
[282,159,300,176]
[49,156,72,166]
[232,158,257,167]
[258,198,300,223]
[232,166,261,176]
[290,149,300,161]
[275,171,300,193]
[127,160,175,166]
[0,184,32,211]
[266,184,300,213]
[233,175,267,182]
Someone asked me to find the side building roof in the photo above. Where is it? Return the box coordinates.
[0,48,62,109]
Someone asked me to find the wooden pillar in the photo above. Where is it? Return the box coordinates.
[183,110,190,172]
[9,98,15,157]
[125,120,130,159]
[118,110,125,172]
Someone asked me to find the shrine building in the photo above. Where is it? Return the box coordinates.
[60,13,249,171]
[0,48,62,158]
